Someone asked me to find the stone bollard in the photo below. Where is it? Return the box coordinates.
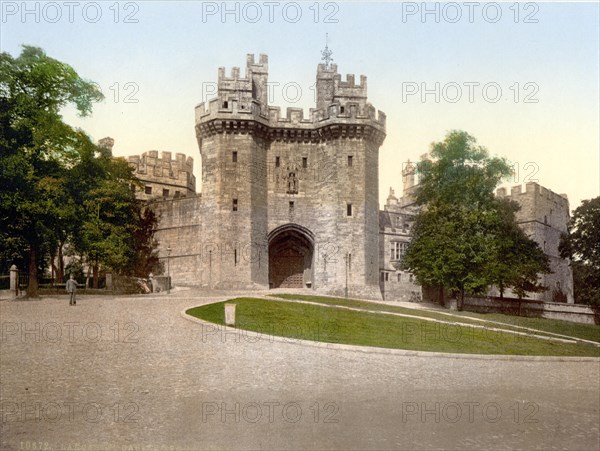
[105,273,113,290]
[224,303,236,326]
[9,265,18,296]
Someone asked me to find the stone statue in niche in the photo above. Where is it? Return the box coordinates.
[286,167,298,194]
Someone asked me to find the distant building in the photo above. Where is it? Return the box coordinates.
[379,174,575,303]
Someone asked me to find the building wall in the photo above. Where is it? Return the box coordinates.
[130,56,573,304]
[380,181,575,304]
[378,190,421,301]
[128,151,196,201]
[496,183,574,302]
[149,194,203,286]
[193,54,386,299]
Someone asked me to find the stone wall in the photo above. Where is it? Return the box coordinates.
[420,288,598,325]
[496,182,574,302]
[128,151,196,201]
[149,194,203,286]
[377,195,420,301]
[193,53,386,299]
[461,296,599,325]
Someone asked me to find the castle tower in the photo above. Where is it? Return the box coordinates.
[195,53,386,298]
[196,54,270,289]
[496,182,574,302]
[127,150,196,201]
[316,63,337,110]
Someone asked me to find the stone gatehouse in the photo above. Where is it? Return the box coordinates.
[127,53,574,302]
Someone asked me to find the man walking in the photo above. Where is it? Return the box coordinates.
[66,274,78,306]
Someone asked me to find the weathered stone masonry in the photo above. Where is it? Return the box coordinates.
[150,54,386,299]
[127,151,195,201]
[132,54,574,304]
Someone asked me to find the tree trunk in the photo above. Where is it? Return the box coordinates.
[93,264,99,289]
[57,241,64,283]
[458,288,465,311]
[50,248,56,285]
[27,246,38,298]
[86,263,92,289]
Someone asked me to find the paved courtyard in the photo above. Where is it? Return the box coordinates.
[1,290,599,450]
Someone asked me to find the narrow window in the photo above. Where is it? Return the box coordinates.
[348,253,351,272]
[144,186,152,195]
[348,155,353,167]
[385,272,389,281]
[174,191,181,198]
[347,203,352,217]
[162,189,169,197]
[275,156,280,167]
[289,201,294,212]
[340,106,345,114]
[232,151,237,163]
[397,273,401,282]
[380,272,384,282]
[234,249,237,266]
[223,101,228,108]
[302,157,308,168]
[232,198,238,211]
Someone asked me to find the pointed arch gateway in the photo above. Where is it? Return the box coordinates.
[268,224,315,289]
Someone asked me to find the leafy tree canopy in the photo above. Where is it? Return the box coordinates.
[1,46,158,295]
[560,196,600,305]
[402,130,549,308]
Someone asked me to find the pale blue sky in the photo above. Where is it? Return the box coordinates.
[2,1,598,210]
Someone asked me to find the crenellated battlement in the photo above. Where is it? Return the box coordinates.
[198,53,385,141]
[246,53,268,74]
[195,97,386,140]
[216,53,269,110]
[217,53,268,82]
[128,150,194,174]
[497,182,569,210]
[333,73,368,103]
[128,150,196,200]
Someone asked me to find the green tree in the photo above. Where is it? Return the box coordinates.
[130,207,162,278]
[67,143,158,288]
[402,203,494,307]
[401,130,549,309]
[485,197,550,300]
[1,46,103,297]
[560,197,600,305]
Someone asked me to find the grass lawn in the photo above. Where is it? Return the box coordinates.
[270,294,600,343]
[437,310,600,343]
[186,297,600,357]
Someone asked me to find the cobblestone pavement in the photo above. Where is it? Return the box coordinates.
[1,290,599,450]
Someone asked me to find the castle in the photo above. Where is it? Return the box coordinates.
[126,54,574,303]
[127,151,195,201]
